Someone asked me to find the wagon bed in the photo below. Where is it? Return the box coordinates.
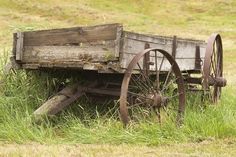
[12,23,206,73]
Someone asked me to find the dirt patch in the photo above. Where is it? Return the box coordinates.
[0,139,235,157]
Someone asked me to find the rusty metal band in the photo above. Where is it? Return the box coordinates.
[203,34,223,89]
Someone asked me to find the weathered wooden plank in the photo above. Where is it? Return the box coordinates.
[22,64,40,69]
[21,62,108,71]
[114,25,123,57]
[23,23,122,46]
[22,40,118,63]
[124,31,206,44]
[15,32,24,61]
[33,83,83,119]
[120,31,206,71]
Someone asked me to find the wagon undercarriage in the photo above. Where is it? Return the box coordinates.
[10,23,227,126]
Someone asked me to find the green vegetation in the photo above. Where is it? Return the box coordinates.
[0,67,235,145]
[0,0,236,148]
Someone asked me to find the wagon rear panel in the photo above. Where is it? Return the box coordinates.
[120,31,206,71]
[13,23,123,70]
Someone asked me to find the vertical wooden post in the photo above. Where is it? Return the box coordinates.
[195,45,201,70]
[143,42,150,76]
[171,35,177,59]
[16,32,24,61]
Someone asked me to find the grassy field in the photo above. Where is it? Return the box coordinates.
[0,0,236,156]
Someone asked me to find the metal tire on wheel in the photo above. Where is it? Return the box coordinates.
[203,34,226,103]
[119,48,185,127]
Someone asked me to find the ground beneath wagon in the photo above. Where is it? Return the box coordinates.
[1,139,236,157]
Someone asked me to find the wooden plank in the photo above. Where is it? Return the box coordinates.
[120,31,206,71]
[21,61,121,73]
[124,31,206,44]
[15,32,24,61]
[22,40,118,64]
[114,25,123,57]
[23,23,122,46]
[33,83,83,119]
[195,45,201,70]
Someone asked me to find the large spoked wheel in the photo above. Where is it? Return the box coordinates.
[119,48,185,126]
[203,34,226,103]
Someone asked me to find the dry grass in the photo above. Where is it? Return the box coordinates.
[1,139,236,157]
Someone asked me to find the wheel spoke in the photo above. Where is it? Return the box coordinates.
[155,51,160,91]
[127,102,146,108]
[128,91,152,100]
[132,74,153,93]
[168,92,182,99]
[137,62,155,92]
[161,64,174,92]
[161,76,179,93]
[131,75,149,92]
[159,55,165,72]
[210,57,216,77]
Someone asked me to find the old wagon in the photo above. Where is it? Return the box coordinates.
[11,23,226,125]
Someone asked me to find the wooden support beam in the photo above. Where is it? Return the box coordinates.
[33,83,84,118]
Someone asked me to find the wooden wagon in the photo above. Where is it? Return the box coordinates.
[11,23,226,125]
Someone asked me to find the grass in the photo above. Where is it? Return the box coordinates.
[0,0,236,154]
[0,54,235,146]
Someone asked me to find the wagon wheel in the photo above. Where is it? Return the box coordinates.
[203,34,226,103]
[119,48,185,126]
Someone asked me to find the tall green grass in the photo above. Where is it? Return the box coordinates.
[0,49,235,145]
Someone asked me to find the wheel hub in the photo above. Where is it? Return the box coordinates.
[143,92,168,108]
[153,93,162,107]
[208,77,227,87]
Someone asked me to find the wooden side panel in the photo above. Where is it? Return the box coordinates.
[120,31,206,71]
[175,40,206,70]
[23,23,122,46]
